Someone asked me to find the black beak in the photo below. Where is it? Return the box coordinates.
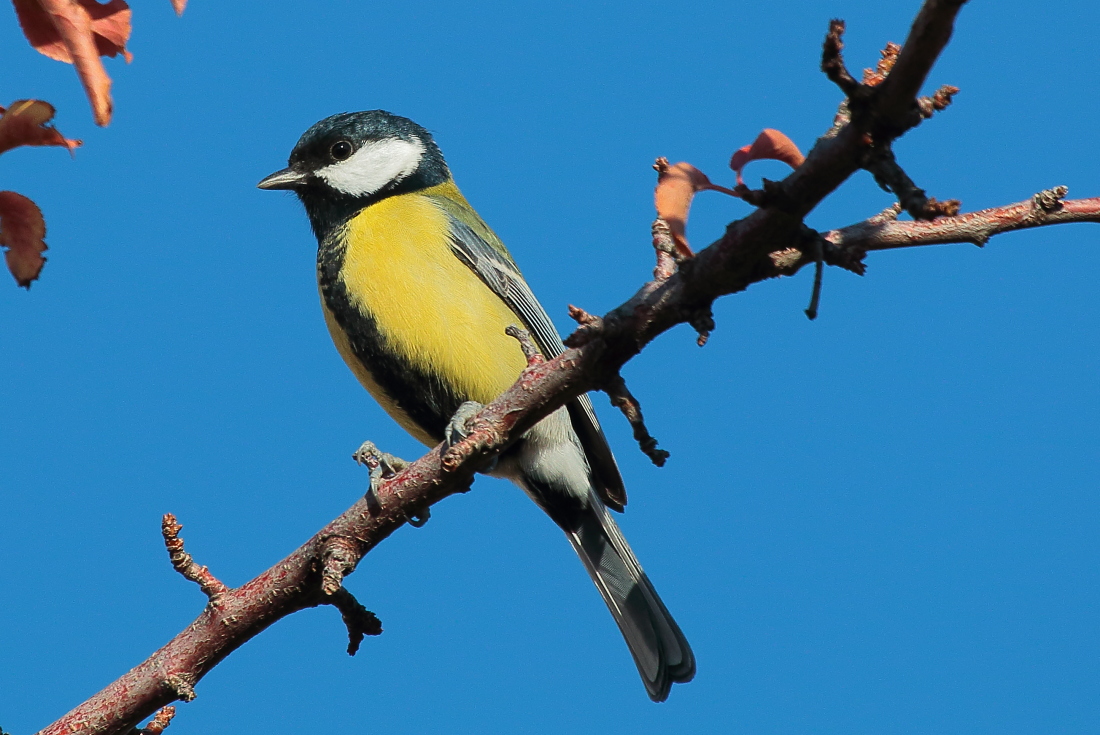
[257,167,309,190]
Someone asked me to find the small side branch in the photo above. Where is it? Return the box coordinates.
[918,84,959,118]
[564,304,605,348]
[161,514,228,601]
[131,706,175,735]
[688,306,715,347]
[822,19,861,96]
[604,374,669,467]
[321,536,361,595]
[862,42,901,86]
[505,324,544,366]
[326,588,383,656]
[864,143,960,220]
[825,190,1099,254]
[805,237,825,320]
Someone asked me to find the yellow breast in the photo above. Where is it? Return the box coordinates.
[323,184,528,445]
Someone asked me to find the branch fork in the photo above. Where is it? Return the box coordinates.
[822,16,963,220]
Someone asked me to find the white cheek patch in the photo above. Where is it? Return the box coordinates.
[316,137,425,197]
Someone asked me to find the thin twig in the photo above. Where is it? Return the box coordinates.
[604,374,669,467]
[505,324,543,366]
[805,237,824,320]
[862,42,901,86]
[161,514,228,601]
[821,19,861,96]
[130,706,175,735]
[825,190,1097,255]
[863,142,960,220]
[918,83,959,117]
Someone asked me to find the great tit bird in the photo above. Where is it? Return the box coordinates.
[258,110,694,701]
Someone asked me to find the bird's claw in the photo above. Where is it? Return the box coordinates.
[443,401,483,447]
[353,441,430,527]
[353,440,410,514]
[444,401,498,474]
[353,440,409,476]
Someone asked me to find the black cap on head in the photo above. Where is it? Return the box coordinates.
[290,110,439,169]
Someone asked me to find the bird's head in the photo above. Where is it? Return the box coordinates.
[258,110,450,238]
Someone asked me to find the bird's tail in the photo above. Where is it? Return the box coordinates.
[549,489,696,701]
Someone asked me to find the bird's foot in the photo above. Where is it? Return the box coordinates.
[353,440,409,478]
[444,401,498,474]
[353,441,422,521]
[443,401,483,446]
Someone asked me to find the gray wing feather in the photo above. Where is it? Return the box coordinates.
[448,217,628,510]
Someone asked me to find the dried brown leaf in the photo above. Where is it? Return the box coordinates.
[12,0,133,125]
[14,0,133,62]
[729,129,805,186]
[0,191,48,288]
[0,100,82,156]
[653,158,714,257]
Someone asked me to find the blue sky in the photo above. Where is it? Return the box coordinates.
[3,1,1099,733]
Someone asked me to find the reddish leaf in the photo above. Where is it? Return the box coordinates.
[14,0,133,62]
[0,100,82,156]
[653,159,715,257]
[12,0,133,125]
[729,129,805,186]
[170,0,186,15]
[0,191,48,288]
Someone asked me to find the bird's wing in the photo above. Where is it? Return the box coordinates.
[437,199,628,510]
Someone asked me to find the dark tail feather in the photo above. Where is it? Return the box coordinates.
[563,497,695,701]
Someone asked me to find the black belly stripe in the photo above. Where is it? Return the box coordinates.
[317,228,467,442]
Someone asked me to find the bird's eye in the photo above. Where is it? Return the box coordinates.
[330,141,353,161]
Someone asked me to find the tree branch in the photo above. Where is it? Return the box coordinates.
[873,0,967,136]
[826,189,1100,253]
[38,2,1100,733]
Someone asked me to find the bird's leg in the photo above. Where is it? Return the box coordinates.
[352,441,427,524]
[444,401,498,474]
